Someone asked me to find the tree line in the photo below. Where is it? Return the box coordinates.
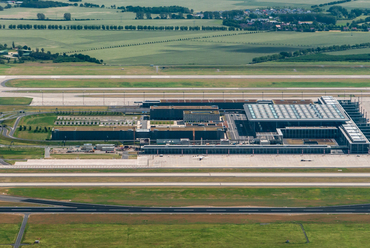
[252,43,370,63]
[3,23,234,31]
[311,0,351,8]
[20,0,70,8]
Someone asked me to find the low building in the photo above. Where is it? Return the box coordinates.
[183,110,220,123]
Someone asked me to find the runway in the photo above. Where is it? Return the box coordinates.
[2,74,370,106]
[3,173,370,177]
[2,182,370,187]
[0,195,369,214]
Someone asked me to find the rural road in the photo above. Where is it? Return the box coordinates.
[2,182,370,187]
[1,195,370,214]
[3,173,370,177]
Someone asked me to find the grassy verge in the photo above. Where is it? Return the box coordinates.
[0,214,23,245]
[6,78,370,88]
[0,147,44,160]
[0,97,32,105]
[5,187,370,207]
[20,214,370,248]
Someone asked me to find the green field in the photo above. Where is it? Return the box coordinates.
[4,63,370,75]
[19,220,370,248]
[2,30,370,65]
[0,147,44,160]
[14,114,56,140]
[0,0,334,13]
[7,78,370,88]
[7,188,370,207]
[22,223,306,247]
[0,224,19,245]
[0,97,32,105]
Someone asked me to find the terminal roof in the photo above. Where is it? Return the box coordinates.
[244,104,349,122]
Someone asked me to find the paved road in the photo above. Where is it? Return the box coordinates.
[2,182,370,187]
[1,194,370,214]
[3,173,370,177]
[3,75,370,106]
[14,214,29,248]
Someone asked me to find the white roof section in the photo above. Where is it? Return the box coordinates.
[320,96,340,105]
[341,121,369,144]
[244,104,349,122]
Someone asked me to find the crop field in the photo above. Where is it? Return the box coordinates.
[7,187,370,207]
[17,213,370,248]
[201,31,370,47]
[2,29,370,65]
[0,16,222,27]
[0,0,332,13]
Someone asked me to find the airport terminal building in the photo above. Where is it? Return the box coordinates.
[52,96,370,154]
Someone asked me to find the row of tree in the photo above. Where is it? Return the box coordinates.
[4,23,235,31]
[20,0,70,8]
[311,0,351,8]
[252,43,370,63]
[18,125,51,132]
[37,13,71,20]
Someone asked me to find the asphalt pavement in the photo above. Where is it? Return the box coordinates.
[2,182,370,187]
[3,173,370,177]
[0,195,370,214]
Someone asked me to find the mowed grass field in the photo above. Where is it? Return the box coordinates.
[0,214,22,245]
[14,114,56,140]
[7,78,370,88]
[6,188,370,207]
[0,147,44,160]
[18,214,370,248]
[4,63,370,75]
[0,97,32,105]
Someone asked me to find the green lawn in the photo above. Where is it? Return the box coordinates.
[22,223,307,248]
[6,79,370,88]
[0,147,44,160]
[14,114,56,140]
[7,188,370,207]
[0,97,32,105]
[19,222,370,248]
[0,224,19,244]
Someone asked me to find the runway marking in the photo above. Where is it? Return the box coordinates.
[239,209,259,211]
[142,209,161,211]
[271,209,291,211]
[77,209,96,211]
[11,209,31,211]
[335,209,354,211]
[109,209,129,211]
[303,209,323,211]
[174,209,194,211]
[45,209,64,211]
[206,209,226,211]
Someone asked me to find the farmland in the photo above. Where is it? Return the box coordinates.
[1,29,370,65]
